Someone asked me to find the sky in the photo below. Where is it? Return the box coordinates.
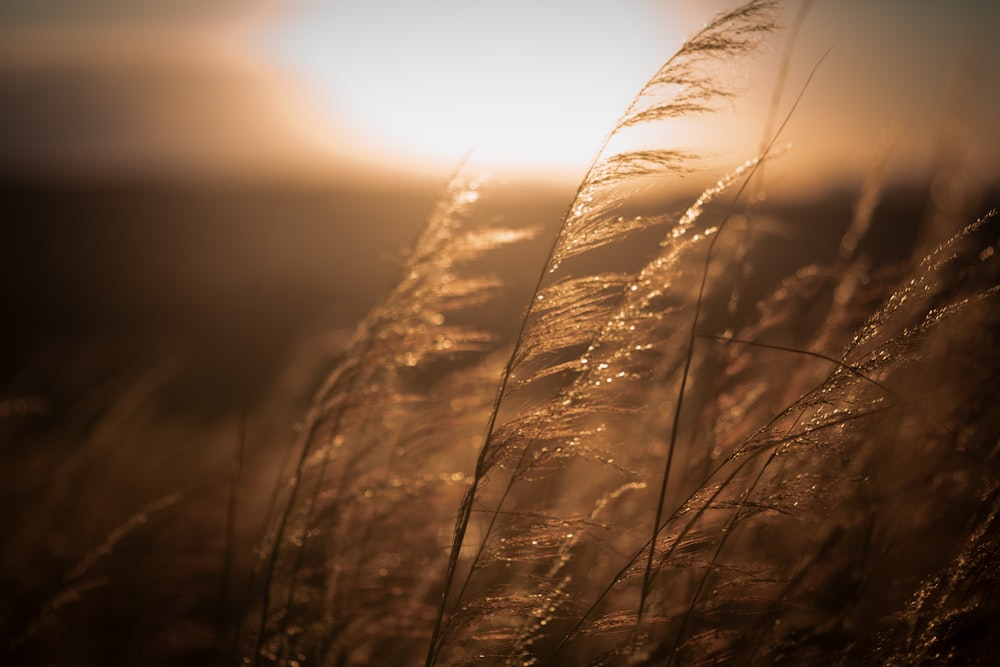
[1,1,998,191]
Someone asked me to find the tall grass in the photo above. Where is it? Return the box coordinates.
[228,2,1000,665]
[4,1,999,665]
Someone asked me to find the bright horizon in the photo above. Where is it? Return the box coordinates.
[0,2,997,193]
[264,1,689,176]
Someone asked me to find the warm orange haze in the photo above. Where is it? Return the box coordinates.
[2,1,998,186]
[2,2,1000,666]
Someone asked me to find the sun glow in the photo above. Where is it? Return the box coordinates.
[267,1,686,175]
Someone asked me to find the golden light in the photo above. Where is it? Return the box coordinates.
[4,2,996,189]
[265,2,692,176]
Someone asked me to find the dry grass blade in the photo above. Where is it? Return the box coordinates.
[618,0,779,130]
[426,3,786,665]
[240,170,534,666]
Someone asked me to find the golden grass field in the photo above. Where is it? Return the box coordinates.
[2,2,999,665]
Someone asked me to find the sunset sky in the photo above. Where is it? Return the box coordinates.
[1,1,998,191]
